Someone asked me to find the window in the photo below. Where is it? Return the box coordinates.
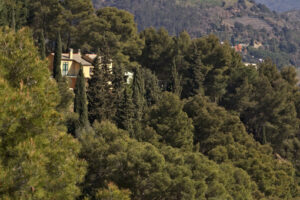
[89,67,93,75]
[62,62,68,76]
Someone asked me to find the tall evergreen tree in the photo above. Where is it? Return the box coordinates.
[182,42,208,98]
[169,59,182,97]
[112,63,126,113]
[204,39,236,102]
[132,66,145,121]
[74,66,89,128]
[87,52,115,123]
[11,6,15,32]
[53,31,62,82]
[0,0,29,32]
[143,68,161,106]
[39,30,46,59]
[115,86,135,132]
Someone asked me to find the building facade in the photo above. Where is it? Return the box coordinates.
[47,49,113,89]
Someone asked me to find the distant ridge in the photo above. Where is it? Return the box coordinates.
[92,0,300,68]
[254,0,300,12]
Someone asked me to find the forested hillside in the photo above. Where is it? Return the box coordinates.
[254,0,300,12]
[1,0,300,199]
[93,0,300,68]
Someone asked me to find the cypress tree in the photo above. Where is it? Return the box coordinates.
[53,32,62,82]
[115,86,135,132]
[170,59,182,97]
[112,62,126,115]
[11,6,15,32]
[262,125,267,145]
[132,67,145,121]
[39,30,46,59]
[87,52,115,123]
[112,63,126,98]
[182,45,207,98]
[74,66,89,127]
[143,68,161,106]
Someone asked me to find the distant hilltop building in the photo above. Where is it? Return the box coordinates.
[233,43,249,53]
[47,49,112,89]
[253,41,262,49]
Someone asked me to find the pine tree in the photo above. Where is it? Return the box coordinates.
[56,77,74,112]
[281,66,298,86]
[87,52,115,123]
[96,183,131,200]
[132,67,145,121]
[0,28,86,199]
[39,30,46,59]
[53,31,62,82]
[79,122,257,200]
[147,92,194,150]
[74,66,89,127]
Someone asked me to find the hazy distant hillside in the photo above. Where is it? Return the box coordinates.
[92,0,300,68]
[254,0,300,12]
[92,0,276,36]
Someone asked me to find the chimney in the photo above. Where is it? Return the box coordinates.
[69,48,73,59]
[78,49,81,56]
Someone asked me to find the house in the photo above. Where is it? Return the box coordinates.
[244,62,258,69]
[234,44,243,52]
[253,41,263,49]
[47,49,113,89]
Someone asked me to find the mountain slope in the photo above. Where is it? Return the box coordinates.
[92,0,300,68]
[92,0,278,37]
[254,0,300,12]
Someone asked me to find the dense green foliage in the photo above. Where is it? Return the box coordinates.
[147,92,194,150]
[1,2,300,199]
[79,121,258,200]
[184,95,299,198]
[0,28,86,199]
[87,53,116,123]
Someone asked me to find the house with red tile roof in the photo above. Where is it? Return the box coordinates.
[47,49,112,89]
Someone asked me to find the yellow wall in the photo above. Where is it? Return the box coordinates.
[60,60,73,76]
[83,66,92,78]
[47,54,109,80]
[61,61,92,78]
[47,54,101,89]
[68,62,81,77]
